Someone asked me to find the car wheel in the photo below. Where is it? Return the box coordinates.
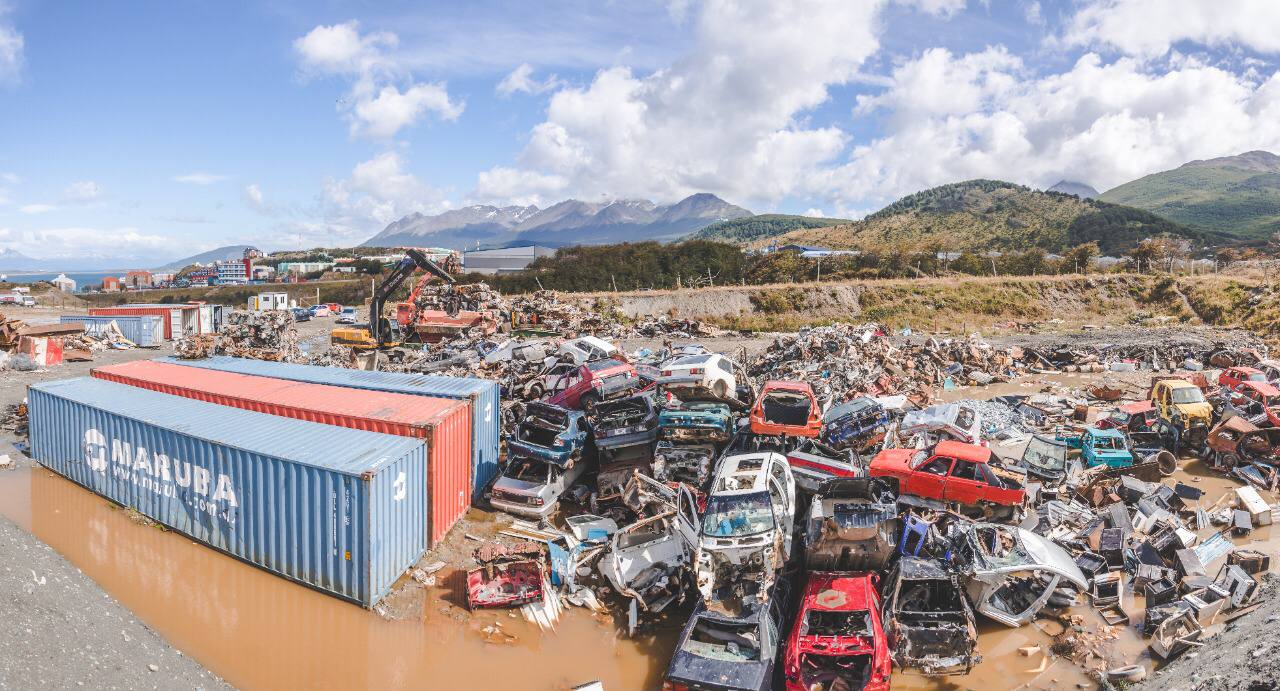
[526,383,545,400]
[713,380,729,398]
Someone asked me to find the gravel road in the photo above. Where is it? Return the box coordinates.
[0,515,231,690]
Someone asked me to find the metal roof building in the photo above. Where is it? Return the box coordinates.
[462,246,555,275]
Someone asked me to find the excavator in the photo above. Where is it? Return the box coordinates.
[330,249,459,352]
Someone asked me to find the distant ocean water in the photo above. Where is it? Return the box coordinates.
[0,271,122,288]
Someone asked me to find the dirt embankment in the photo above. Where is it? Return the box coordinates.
[567,273,1248,333]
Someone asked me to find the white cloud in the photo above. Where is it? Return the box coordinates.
[294,21,463,139]
[242,183,273,215]
[1063,0,1280,58]
[0,172,17,184]
[63,180,102,203]
[19,203,54,214]
[475,167,568,207]
[895,0,967,18]
[351,83,462,138]
[1024,1,1044,26]
[815,49,1280,207]
[173,172,229,185]
[496,63,563,97]
[478,0,885,207]
[0,7,22,85]
[0,226,182,262]
[802,207,826,218]
[311,152,449,244]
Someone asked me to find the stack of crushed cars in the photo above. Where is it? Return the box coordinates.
[464,323,1280,689]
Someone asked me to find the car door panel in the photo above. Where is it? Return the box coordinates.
[907,456,951,499]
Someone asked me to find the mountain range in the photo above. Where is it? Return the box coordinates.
[1099,150,1280,238]
[0,248,50,272]
[362,193,752,249]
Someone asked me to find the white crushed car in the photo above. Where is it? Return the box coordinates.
[658,353,738,399]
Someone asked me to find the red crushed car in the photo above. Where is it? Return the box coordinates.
[750,380,822,438]
[1219,366,1268,391]
[783,572,891,691]
[542,358,642,411]
[1096,400,1157,432]
[869,440,1025,515]
[1232,380,1280,426]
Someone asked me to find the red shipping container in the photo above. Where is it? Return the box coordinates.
[89,306,188,339]
[92,360,472,546]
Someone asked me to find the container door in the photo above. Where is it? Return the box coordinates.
[168,309,182,338]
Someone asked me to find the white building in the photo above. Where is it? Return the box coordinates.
[51,273,76,292]
[216,259,249,284]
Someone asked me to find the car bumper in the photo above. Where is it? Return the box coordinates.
[596,429,658,450]
[489,495,556,518]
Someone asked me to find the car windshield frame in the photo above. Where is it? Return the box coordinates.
[1022,435,1067,472]
[702,491,777,537]
[585,358,625,372]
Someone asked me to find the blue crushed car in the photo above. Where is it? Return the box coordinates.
[821,397,889,452]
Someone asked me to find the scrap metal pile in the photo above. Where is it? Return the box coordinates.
[458,324,1280,688]
[176,310,302,362]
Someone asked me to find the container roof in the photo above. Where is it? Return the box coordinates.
[30,377,423,476]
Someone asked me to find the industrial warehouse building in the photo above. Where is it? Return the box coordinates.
[461,246,555,275]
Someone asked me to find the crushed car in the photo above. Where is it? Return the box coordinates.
[869,440,1026,520]
[1218,365,1268,391]
[525,358,642,411]
[652,441,716,489]
[696,452,797,613]
[750,380,822,439]
[658,353,739,399]
[506,402,589,465]
[950,523,1088,627]
[820,396,889,453]
[489,454,590,519]
[663,581,791,691]
[1019,434,1073,485]
[466,541,545,609]
[899,403,982,445]
[783,572,891,691]
[880,556,979,676]
[803,477,900,572]
[1205,415,1280,470]
[1150,377,1213,453]
[590,392,659,461]
[659,397,734,445]
[598,475,700,620]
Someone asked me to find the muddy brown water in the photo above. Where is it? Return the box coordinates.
[3,385,1278,689]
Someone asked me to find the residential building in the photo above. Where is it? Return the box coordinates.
[216,258,250,284]
[461,246,555,275]
[125,270,153,289]
[52,273,77,292]
[277,261,334,275]
[150,272,174,286]
[100,276,121,292]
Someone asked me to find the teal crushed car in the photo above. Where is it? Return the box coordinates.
[658,400,732,444]
[1059,426,1135,469]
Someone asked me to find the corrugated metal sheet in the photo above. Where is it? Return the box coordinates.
[27,377,428,607]
[158,355,501,500]
[59,315,164,347]
[89,306,182,339]
[93,360,473,546]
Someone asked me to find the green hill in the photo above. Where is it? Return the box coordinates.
[1099,150,1280,239]
[761,179,1221,254]
[690,213,852,244]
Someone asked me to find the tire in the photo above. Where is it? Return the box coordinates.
[525,383,545,401]
[1107,665,1147,683]
[580,392,600,414]
[713,380,729,399]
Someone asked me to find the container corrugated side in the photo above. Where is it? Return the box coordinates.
[59,315,163,347]
[95,360,474,546]
[27,377,428,607]
[89,306,177,339]
[159,355,501,500]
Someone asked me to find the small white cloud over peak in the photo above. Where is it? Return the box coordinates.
[0,5,23,85]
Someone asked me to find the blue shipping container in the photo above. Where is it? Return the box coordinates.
[159,355,501,500]
[28,377,428,607]
[60,314,164,347]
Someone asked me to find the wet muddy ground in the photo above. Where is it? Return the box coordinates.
[1,318,1277,690]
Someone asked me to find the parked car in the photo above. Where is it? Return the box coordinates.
[869,440,1026,519]
[950,523,1088,627]
[880,556,979,675]
[506,402,589,466]
[335,306,358,324]
[803,477,899,571]
[820,397,889,452]
[696,452,796,611]
[783,572,891,691]
[1219,365,1268,391]
[659,399,733,445]
[1229,380,1280,426]
[750,380,822,438]
[664,581,792,691]
[308,304,330,317]
[290,307,311,322]
[658,353,738,399]
[1058,426,1136,469]
[530,358,642,411]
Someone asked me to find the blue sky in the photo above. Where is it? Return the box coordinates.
[1,0,1279,267]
